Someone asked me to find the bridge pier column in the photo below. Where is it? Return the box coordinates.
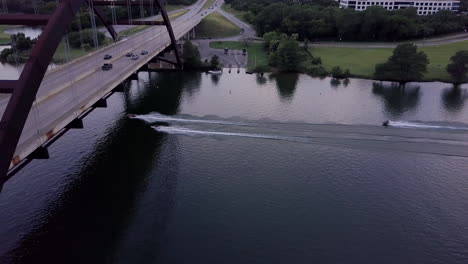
[66,118,84,129]
[31,147,50,160]
[114,84,125,93]
[94,98,108,108]
[128,72,139,81]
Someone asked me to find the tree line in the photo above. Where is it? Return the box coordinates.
[374,44,468,86]
[0,33,35,63]
[226,0,468,42]
[261,32,468,84]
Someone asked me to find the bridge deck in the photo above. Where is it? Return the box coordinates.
[0,0,208,170]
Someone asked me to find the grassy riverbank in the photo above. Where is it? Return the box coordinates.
[210,40,468,82]
[120,26,149,38]
[196,12,241,39]
[164,9,189,20]
[52,41,90,63]
[0,25,12,45]
[119,10,188,38]
[202,0,216,10]
[221,4,250,24]
[312,41,468,81]
[166,4,186,12]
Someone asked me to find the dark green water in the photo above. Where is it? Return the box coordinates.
[1,71,468,263]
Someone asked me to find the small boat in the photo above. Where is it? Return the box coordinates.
[127,114,137,118]
[208,70,222,75]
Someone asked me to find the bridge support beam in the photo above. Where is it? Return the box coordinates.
[94,98,108,108]
[128,72,139,81]
[92,1,153,6]
[93,5,118,41]
[30,147,50,160]
[154,0,183,69]
[114,84,125,93]
[0,0,184,184]
[0,0,87,185]
[66,119,84,129]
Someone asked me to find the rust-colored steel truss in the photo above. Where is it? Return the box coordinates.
[0,0,182,186]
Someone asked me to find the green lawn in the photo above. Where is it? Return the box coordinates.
[163,9,189,21]
[202,0,216,10]
[311,47,392,78]
[312,41,468,81]
[119,25,150,38]
[119,10,188,38]
[0,25,12,45]
[419,42,468,81]
[210,41,266,71]
[53,40,98,63]
[210,40,468,81]
[221,4,250,25]
[166,4,186,12]
[196,11,241,39]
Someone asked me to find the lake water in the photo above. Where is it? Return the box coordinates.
[0,26,55,79]
[1,72,468,263]
[4,26,43,39]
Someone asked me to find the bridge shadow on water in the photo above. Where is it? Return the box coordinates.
[372,82,421,119]
[124,71,202,116]
[0,71,203,263]
[441,85,468,113]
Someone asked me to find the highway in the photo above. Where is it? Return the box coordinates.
[0,0,213,170]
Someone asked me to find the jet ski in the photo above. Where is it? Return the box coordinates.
[382,120,390,127]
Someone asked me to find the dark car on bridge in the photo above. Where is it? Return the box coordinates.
[126,52,133,57]
[141,50,148,55]
[102,63,113,71]
[104,54,112,60]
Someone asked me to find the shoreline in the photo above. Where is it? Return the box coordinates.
[208,40,467,84]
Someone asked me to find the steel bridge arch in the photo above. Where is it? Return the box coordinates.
[0,0,182,186]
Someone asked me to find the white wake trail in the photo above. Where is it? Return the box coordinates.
[389,121,468,131]
[153,126,308,143]
[130,113,248,126]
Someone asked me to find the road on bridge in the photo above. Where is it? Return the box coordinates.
[0,0,212,171]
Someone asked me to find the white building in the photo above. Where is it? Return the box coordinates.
[339,0,461,15]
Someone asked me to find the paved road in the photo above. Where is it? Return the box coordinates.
[1,0,208,169]
[197,39,248,69]
[200,1,468,49]
[215,0,257,41]
[99,8,189,37]
[195,0,256,68]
